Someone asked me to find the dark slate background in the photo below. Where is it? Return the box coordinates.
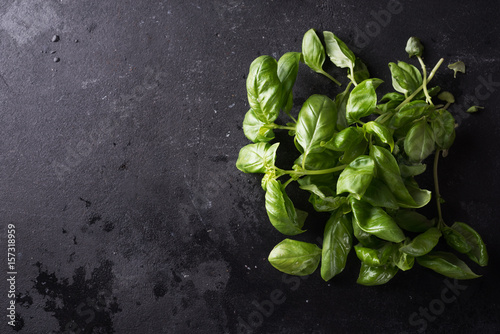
[1,0,499,333]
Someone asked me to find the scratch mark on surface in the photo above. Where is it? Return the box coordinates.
[183,174,206,225]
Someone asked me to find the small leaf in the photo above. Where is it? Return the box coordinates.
[448,61,465,78]
[447,222,488,266]
[417,251,481,279]
[400,227,442,256]
[392,210,435,233]
[437,91,455,103]
[357,263,398,286]
[405,37,424,58]
[432,109,456,150]
[321,126,364,152]
[467,106,484,113]
[269,239,322,276]
[364,121,394,152]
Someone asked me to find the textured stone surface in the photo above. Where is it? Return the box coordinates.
[0,0,499,333]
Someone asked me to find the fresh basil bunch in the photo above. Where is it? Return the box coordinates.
[236,29,488,286]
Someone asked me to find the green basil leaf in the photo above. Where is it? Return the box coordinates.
[388,61,422,95]
[417,251,481,279]
[246,55,283,123]
[354,242,395,267]
[364,121,394,152]
[337,155,375,199]
[321,126,364,152]
[294,149,341,171]
[346,78,384,124]
[432,109,456,150]
[392,210,435,233]
[443,226,471,253]
[357,263,398,286]
[390,101,433,129]
[268,239,321,276]
[236,142,279,173]
[392,244,415,271]
[369,145,417,206]
[404,120,435,162]
[402,178,432,209]
[321,213,353,281]
[350,58,370,84]
[265,179,306,235]
[400,227,442,256]
[302,29,327,74]
[278,52,301,112]
[399,163,427,178]
[380,92,405,104]
[295,94,337,160]
[363,178,399,210]
[242,109,275,143]
[335,83,352,130]
[352,216,385,248]
[350,197,405,243]
[309,194,347,212]
[437,91,455,104]
[447,222,488,266]
[448,61,465,78]
[466,105,484,113]
[323,30,356,70]
[340,138,369,164]
[405,37,424,58]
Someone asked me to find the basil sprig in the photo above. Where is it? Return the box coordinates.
[236,30,488,285]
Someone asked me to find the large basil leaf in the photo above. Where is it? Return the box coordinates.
[236,142,279,173]
[323,31,356,69]
[417,251,481,279]
[295,94,337,162]
[357,263,398,286]
[369,145,417,206]
[432,109,456,150]
[268,239,321,276]
[278,52,302,112]
[392,210,435,233]
[346,78,384,124]
[400,227,442,256]
[265,179,306,235]
[350,198,405,243]
[404,120,435,162]
[246,55,283,123]
[364,121,394,152]
[337,155,375,199]
[242,109,275,143]
[321,213,353,281]
[445,222,488,266]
